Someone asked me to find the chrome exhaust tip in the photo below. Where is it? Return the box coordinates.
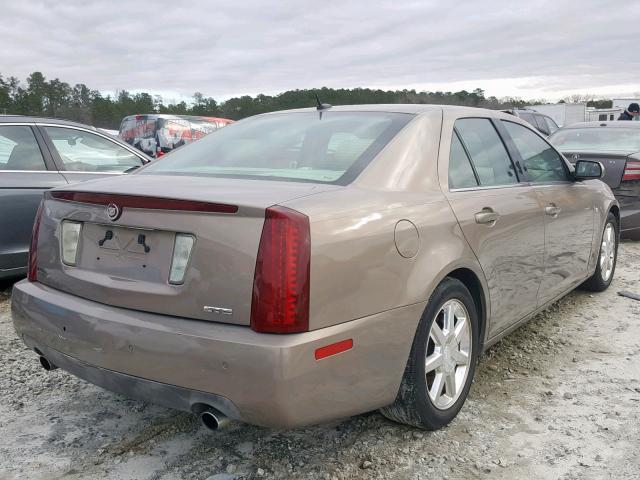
[39,356,58,371]
[200,408,230,431]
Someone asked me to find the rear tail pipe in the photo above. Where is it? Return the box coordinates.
[39,356,58,371]
[199,407,230,431]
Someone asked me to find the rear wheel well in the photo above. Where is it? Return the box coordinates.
[446,268,487,349]
[609,205,620,225]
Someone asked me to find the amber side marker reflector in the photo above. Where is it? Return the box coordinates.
[314,339,353,360]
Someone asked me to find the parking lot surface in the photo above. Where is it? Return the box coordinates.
[1,241,639,480]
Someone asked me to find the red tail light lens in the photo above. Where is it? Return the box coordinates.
[251,206,310,334]
[622,160,640,181]
[28,201,44,282]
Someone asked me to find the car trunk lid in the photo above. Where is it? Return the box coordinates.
[35,174,336,325]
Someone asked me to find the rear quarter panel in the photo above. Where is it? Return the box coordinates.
[284,111,488,333]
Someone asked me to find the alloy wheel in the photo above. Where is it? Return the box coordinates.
[425,299,472,410]
[599,223,616,282]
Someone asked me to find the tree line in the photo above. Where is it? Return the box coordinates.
[0,71,608,130]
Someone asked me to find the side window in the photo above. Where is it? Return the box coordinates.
[455,118,518,186]
[502,121,569,183]
[534,115,550,135]
[518,111,536,127]
[0,126,47,171]
[43,127,143,173]
[544,116,559,134]
[448,131,478,189]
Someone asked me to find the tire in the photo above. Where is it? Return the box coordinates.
[380,277,479,430]
[582,212,619,292]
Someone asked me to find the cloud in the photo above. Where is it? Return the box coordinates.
[1,0,637,101]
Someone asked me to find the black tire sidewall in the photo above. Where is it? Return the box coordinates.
[412,278,479,429]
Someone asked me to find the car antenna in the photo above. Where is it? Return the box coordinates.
[315,94,332,111]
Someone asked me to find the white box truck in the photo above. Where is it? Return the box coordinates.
[612,98,640,109]
[524,103,586,127]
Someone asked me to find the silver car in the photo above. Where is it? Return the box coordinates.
[0,116,150,279]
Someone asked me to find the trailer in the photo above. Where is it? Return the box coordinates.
[586,107,623,122]
[612,98,640,110]
[525,103,586,127]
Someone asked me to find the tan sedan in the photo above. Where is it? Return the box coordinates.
[12,105,619,431]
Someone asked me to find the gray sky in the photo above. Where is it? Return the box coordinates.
[2,0,639,102]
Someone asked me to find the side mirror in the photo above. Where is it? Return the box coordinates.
[574,160,604,180]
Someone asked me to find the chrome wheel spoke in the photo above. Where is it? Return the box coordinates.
[425,352,443,374]
[454,318,467,342]
[452,348,469,365]
[444,372,457,397]
[443,303,455,334]
[430,323,447,346]
[430,372,445,399]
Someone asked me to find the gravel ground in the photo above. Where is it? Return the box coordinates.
[1,240,639,480]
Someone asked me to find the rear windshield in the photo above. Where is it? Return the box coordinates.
[140,111,413,184]
[550,127,640,151]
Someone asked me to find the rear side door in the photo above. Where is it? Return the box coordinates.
[444,117,545,337]
[0,124,67,276]
[37,125,147,184]
[500,120,595,305]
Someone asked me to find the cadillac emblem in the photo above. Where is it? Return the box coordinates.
[106,203,121,221]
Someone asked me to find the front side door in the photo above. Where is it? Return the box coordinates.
[38,125,146,184]
[0,124,67,276]
[500,120,595,305]
[443,117,545,337]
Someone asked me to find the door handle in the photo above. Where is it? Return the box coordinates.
[475,209,500,225]
[545,205,561,217]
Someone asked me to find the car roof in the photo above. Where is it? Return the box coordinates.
[0,115,99,129]
[559,121,640,129]
[262,104,519,119]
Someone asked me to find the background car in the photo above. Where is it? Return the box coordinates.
[549,121,640,239]
[119,114,233,157]
[12,105,617,432]
[0,116,151,279]
[503,109,560,136]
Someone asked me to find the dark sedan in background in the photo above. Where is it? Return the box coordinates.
[550,121,640,239]
[0,116,150,279]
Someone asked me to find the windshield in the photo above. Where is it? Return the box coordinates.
[550,127,640,152]
[140,111,413,184]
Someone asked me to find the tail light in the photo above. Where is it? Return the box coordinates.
[622,160,640,181]
[61,221,82,265]
[169,234,195,284]
[27,201,44,282]
[251,206,310,334]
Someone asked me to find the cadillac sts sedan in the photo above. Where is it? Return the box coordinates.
[12,105,619,431]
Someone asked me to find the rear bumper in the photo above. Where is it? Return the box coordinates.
[11,281,422,427]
